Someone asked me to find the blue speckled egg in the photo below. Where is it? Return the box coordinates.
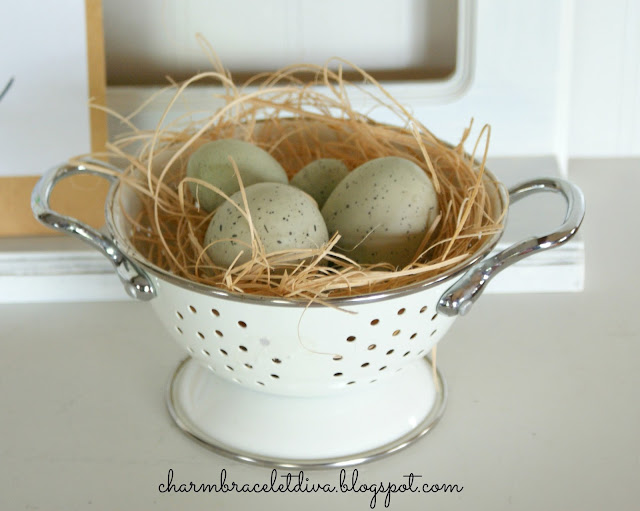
[205,182,329,268]
[187,139,288,212]
[290,158,349,208]
[321,156,439,268]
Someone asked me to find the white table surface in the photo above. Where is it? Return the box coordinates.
[1,159,638,510]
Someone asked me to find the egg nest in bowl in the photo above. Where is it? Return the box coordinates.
[78,58,506,301]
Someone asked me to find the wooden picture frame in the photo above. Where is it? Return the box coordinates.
[0,0,108,237]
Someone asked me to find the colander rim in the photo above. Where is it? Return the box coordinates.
[105,168,508,307]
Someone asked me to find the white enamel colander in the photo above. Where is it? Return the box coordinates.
[32,160,584,468]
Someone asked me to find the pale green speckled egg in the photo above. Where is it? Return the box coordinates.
[187,139,288,212]
[290,158,349,208]
[321,156,439,268]
[204,182,329,268]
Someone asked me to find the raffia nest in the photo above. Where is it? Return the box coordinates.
[74,45,505,302]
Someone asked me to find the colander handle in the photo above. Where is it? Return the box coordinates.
[31,161,157,301]
[437,177,585,316]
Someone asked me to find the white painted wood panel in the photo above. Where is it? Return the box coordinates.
[567,0,640,157]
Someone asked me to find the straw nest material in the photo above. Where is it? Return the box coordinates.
[74,47,506,302]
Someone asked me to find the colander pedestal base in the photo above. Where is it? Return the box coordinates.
[166,356,446,468]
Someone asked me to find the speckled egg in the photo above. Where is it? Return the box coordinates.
[290,158,349,208]
[321,156,439,268]
[204,182,329,268]
[187,139,288,212]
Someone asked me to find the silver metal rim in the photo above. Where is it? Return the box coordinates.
[165,356,447,469]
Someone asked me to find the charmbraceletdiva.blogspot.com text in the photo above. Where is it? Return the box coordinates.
[159,468,463,508]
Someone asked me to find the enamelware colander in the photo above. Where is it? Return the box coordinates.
[32,159,584,468]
